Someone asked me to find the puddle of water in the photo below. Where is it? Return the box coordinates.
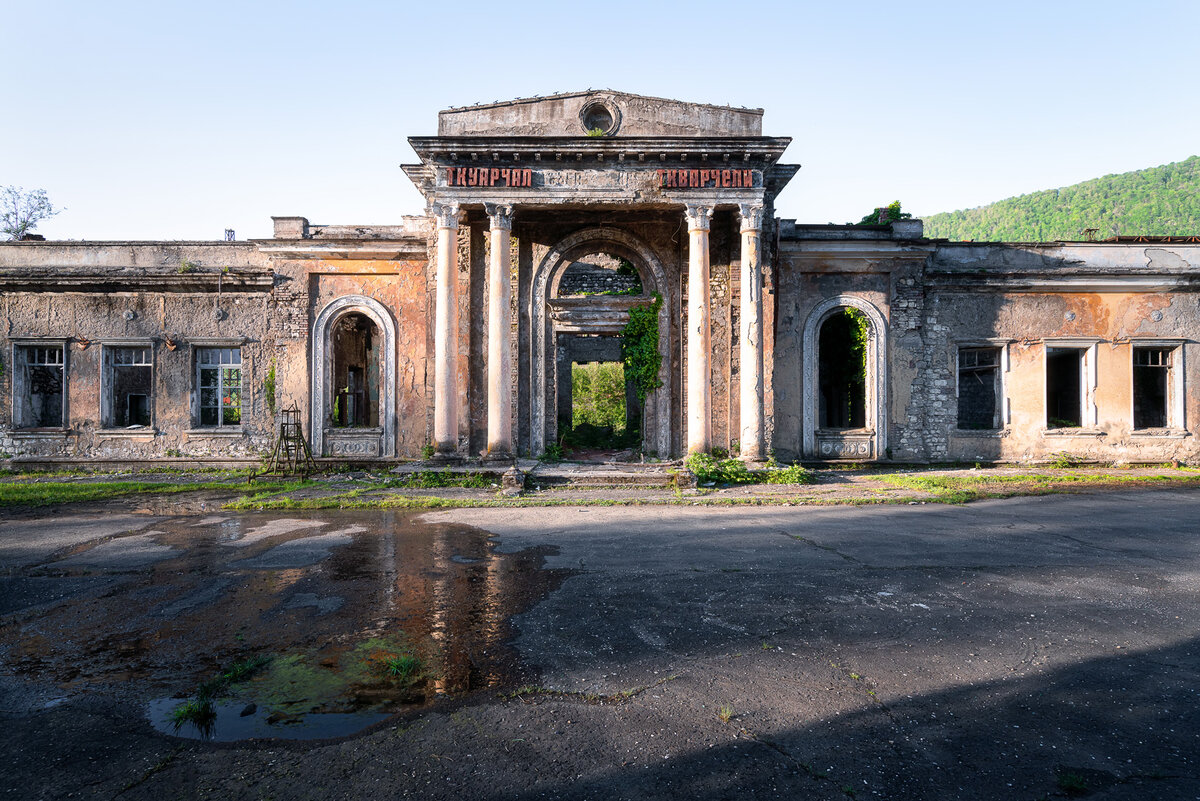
[147,698,391,742]
[2,510,571,742]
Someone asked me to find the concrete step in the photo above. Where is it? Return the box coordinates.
[529,464,677,488]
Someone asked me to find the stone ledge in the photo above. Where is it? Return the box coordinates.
[183,429,246,439]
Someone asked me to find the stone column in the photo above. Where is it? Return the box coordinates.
[685,203,714,455]
[432,202,460,455]
[485,202,514,459]
[739,203,765,461]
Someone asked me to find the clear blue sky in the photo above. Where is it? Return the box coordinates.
[6,0,1197,240]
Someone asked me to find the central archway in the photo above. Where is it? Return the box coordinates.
[530,227,673,457]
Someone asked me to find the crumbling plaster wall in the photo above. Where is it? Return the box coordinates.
[927,290,1200,463]
[923,243,1200,463]
[0,242,278,460]
[306,260,430,458]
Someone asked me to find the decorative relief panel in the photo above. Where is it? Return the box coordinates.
[816,433,874,459]
[325,430,382,457]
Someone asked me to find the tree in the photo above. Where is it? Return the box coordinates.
[2,186,61,240]
[855,200,912,226]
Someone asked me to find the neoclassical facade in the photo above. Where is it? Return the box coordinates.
[2,91,1199,465]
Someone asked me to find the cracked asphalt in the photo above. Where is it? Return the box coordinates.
[2,488,1199,799]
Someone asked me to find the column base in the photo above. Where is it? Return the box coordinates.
[482,451,516,466]
[429,451,464,465]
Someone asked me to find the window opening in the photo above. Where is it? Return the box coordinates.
[1046,348,1084,428]
[818,309,868,429]
[1133,347,1172,429]
[330,313,380,428]
[957,347,1001,430]
[15,345,65,428]
[197,347,242,426]
[105,346,153,427]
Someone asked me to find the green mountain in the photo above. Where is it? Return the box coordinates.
[922,156,1200,242]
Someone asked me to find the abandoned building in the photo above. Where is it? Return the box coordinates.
[2,90,1198,466]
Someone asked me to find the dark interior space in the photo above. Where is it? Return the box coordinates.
[331,313,380,428]
[819,310,867,429]
[1046,348,1083,428]
[1133,347,1170,429]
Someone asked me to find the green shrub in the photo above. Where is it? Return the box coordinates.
[685,453,755,485]
[761,463,815,485]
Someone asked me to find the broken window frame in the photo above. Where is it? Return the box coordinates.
[194,346,244,428]
[11,339,69,430]
[954,342,1008,431]
[1130,339,1186,432]
[1043,338,1099,431]
[100,342,155,430]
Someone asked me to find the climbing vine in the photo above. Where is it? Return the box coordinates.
[264,360,277,414]
[621,292,663,403]
[845,307,870,381]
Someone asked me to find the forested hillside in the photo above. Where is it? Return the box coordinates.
[922,156,1200,242]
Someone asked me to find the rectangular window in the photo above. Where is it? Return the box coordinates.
[1133,347,1172,429]
[104,346,153,428]
[196,347,242,427]
[957,347,1001,430]
[1046,347,1085,428]
[14,345,65,428]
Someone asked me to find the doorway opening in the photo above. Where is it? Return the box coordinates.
[565,360,641,452]
[330,312,380,428]
[818,309,869,429]
[1046,347,1084,429]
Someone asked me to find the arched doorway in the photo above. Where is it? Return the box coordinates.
[311,295,397,457]
[802,296,888,460]
[531,227,674,458]
[555,252,644,455]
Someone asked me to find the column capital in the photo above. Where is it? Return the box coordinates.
[684,203,714,232]
[484,202,515,231]
[738,203,764,233]
[430,202,461,230]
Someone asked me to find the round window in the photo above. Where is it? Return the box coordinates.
[579,100,620,136]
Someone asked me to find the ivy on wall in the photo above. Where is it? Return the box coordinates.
[621,293,663,403]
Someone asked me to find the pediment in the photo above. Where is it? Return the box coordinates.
[437,90,763,138]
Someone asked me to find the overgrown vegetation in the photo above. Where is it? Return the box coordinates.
[880,470,1200,504]
[387,471,491,489]
[685,452,815,486]
[0,479,285,509]
[263,360,277,414]
[571,362,627,432]
[854,200,912,226]
[621,293,663,404]
[686,452,755,485]
[924,155,1200,241]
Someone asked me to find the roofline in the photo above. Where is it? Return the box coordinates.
[0,240,255,246]
[439,90,764,117]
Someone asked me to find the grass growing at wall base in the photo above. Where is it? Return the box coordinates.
[0,480,250,509]
[880,471,1200,503]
